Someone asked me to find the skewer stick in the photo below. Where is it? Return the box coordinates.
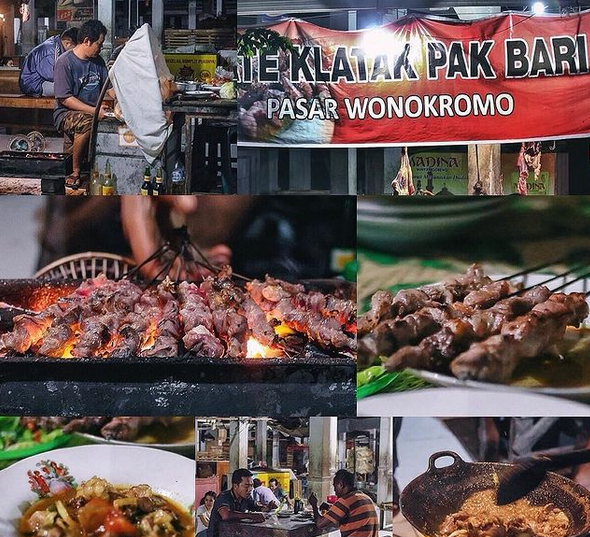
[498,252,590,282]
[504,263,590,298]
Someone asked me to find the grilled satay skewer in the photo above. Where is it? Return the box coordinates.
[248,276,356,353]
[359,280,520,366]
[450,293,589,383]
[384,286,553,373]
[358,264,491,337]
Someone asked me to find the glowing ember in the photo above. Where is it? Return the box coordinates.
[140,322,158,352]
[246,337,283,358]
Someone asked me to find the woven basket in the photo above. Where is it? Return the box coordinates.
[34,252,137,281]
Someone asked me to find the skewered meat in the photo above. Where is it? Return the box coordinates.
[385,286,552,373]
[358,264,490,337]
[248,276,356,352]
[359,280,521,364]
[1,273,355,360]
[451,293,589,383]
[177,282,224,358]
[100,417,168,441]
[201,276,249,357]
[62,417,109,433]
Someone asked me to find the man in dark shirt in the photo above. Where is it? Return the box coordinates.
[207,468,265,537]
[20,28,78,97]
[53,19,113,188]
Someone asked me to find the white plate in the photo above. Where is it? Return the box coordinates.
[357,387,590,417]
[0,444,195,536]
[77,432,195,456]
[185,90,215,97]
[360,272,590,409]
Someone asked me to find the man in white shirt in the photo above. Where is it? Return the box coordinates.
[253,478,280,510]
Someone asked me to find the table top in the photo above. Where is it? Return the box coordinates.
[220,515,328,537]
[164,97,237,111]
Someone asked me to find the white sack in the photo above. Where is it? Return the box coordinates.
[109,24,173,164]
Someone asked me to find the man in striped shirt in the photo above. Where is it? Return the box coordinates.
[309,469,379,537]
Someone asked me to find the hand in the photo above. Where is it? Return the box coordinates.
[308,493,318,509]
[97,103,109,120]
[120,196,231,280]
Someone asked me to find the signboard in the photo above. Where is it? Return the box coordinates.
[409,152,468,195]
[164,54,217,82]
[239,12,590,146]
[57,0,93,22]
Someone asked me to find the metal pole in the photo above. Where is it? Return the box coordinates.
[152,0,164,44]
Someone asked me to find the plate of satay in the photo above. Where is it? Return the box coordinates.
[357,262,590,405]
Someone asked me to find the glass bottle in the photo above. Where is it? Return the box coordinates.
[152,167,166,195]
[140,166,152,195]
[89,164,101,195]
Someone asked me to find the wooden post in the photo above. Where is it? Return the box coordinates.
[468,144,503,195]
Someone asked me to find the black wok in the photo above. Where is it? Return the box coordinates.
[401,451,590,537]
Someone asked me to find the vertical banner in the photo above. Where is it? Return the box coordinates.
[239,12,590,147]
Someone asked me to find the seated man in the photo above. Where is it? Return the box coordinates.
[19,28,78,97]
[253,478,280,510]
[53,19,113,189]
[309,469,379,537]
[269,477,291,506]
[207,468,265,537]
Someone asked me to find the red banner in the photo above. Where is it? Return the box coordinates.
[238,12,590,146]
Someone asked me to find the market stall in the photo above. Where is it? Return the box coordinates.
[0,0,238,195]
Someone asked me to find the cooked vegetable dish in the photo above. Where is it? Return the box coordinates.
[19,476,194,537]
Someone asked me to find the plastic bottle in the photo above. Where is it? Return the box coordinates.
[170,159,186,194]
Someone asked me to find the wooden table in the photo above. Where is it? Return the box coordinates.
[220,516,329,537]
[163,98,237,193]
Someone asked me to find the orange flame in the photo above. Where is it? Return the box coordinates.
[246,337,282,358]
[140,321,158,352]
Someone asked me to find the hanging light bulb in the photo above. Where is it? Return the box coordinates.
[532,2,546,14]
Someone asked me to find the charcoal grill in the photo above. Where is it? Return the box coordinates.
[0,277,356,416]
[0,151,71,194]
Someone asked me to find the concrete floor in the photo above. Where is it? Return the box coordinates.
[0,197,45,278]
